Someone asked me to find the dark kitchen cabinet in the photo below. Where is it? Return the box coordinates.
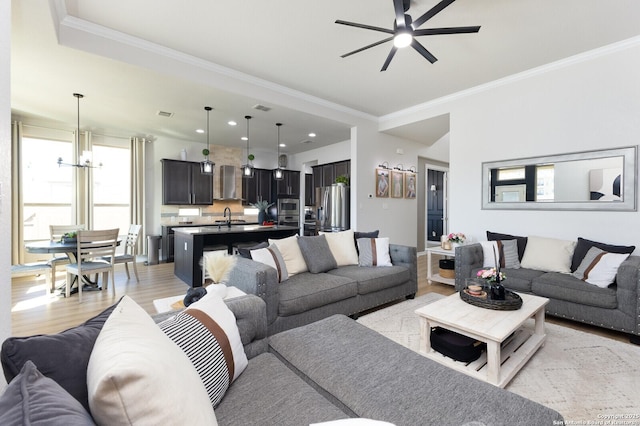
[242,168,273,205]
[322,164,335,187]
[275,170,300,198]
[312,160,351,192]
[305,174,314,206]
[334,161,350,182]
[162,159,213,205]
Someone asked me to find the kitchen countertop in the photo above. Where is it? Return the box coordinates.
[172,224,299,235]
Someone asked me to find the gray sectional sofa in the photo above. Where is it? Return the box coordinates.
[214,295,564,425]
[226,244,417,335]
[454,243,640,342]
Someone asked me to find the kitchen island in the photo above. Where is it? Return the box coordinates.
[173,225,299,287]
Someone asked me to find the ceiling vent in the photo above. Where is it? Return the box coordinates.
[301,139,313,144]
[157,110,174,118]
[252,104,272,112]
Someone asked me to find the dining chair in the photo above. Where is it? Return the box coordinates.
[65,228,119,302]
[108,224,142,282]
[49,224,85,288]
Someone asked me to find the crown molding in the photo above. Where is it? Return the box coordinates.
[379,35,640,131]
[49,0,377,126]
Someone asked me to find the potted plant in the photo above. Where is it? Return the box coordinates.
[60,231,78,244]
[335,175,349,185]
[251,200,274,225]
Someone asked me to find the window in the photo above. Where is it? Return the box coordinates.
[92,141,130,235]
[22,137,73,243]
[536,165,555,201]
[497,167,525,181]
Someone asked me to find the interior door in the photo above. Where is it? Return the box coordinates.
[427,169,445,242]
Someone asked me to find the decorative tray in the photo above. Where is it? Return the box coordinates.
[460,287,522,311]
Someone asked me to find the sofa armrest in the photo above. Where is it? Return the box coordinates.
[225,294,268,359]
[454,243,484,291]
[226,256,279,325]
[390,244,418,294]
[614,255,640,326]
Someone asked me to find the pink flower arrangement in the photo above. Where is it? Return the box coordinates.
[476,268,506,282]
[447,232,466,244]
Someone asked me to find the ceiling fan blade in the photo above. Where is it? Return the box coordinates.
[381,46,398,71]
[340,37,394,58]
[393,0,406,27]
[412,0,456,29]
[411,39,437,63]
[335,20,394,35]
[413,26,481,36]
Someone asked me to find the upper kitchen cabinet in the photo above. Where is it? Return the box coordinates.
[162,159,213,205]
[312,160,350,189]
[275,170,300,198]
[242,168,273,205]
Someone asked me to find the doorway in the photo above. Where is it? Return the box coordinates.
[425,165,448,245]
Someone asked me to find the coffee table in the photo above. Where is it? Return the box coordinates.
[415,291,549,388]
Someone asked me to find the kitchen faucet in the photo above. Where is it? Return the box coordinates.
[223,207,231,228]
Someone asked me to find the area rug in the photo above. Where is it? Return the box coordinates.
[357,293,640,423]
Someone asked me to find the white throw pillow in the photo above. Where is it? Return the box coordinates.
[480,241,499,268]
[319,229,359,267]
[251,245,289,282]
[572,246,630,288]
[268,234,308,276]
[357,237,392,267]
[87,296,217,425]
[159,292,248,407]
[520,236,576,273]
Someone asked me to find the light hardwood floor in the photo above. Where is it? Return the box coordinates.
[9,253,633,345]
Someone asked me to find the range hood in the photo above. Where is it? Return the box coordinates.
[218,165,237,200]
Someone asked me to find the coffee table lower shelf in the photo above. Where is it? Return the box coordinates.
[420,326,545,388]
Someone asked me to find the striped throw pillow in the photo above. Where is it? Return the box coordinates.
[159,293,248,407]
[572,246,629,288]
[356,237,392,267]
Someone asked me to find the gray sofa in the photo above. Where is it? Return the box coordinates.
[226,244,418,335]
[215,294,563,425]
[454,243,640,342]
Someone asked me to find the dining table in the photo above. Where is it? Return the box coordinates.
[25,238,121,295]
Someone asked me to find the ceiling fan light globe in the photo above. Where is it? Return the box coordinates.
[393,32,412,48]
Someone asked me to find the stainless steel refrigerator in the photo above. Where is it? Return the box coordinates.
[316,184,350,232]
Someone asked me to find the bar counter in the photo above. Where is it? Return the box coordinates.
[172,225,299,287]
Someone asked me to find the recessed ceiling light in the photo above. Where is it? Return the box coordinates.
[308,132,316,138]
[241,136,248,141]
[279,143,286,148]
[196,129,204,134]
[228,121,237,126]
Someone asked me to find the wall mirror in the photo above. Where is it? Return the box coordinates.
[482,146,637,211]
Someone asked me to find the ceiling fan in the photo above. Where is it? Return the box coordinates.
[335,0,480,71]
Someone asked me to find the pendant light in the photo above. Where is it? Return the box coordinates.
[241,115,254,178]
[200,106,215,175]
[57,93,101,168]
[273,123,284,180]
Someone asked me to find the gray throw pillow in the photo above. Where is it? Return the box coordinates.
[499,239,521,269]
[0,360,95,425]
[1,300,119,411]
[297,235,338,273]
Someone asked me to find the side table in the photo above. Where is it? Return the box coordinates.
[426,246,456,286]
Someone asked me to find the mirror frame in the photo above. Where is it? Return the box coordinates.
[481,146,637,211]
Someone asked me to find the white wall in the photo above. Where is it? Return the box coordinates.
[445,41,640,249]
[1,0,11,389]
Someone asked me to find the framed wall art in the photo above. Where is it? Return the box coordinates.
[375,168,390,197]
[391,171,404,198]
[404,172,417,199]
